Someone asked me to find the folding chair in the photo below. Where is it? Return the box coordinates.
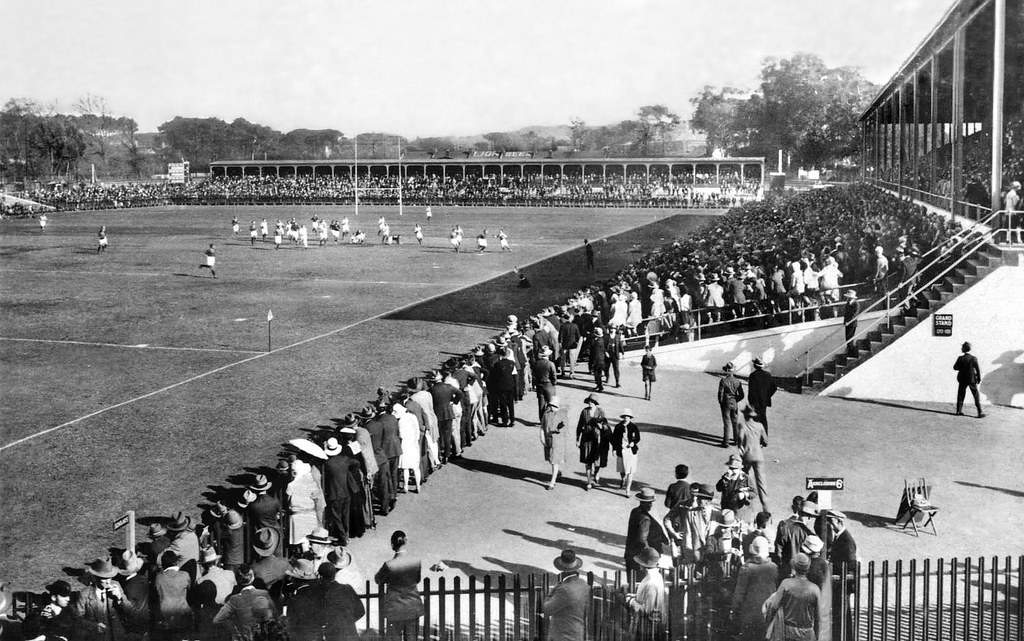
[896,478,939,536]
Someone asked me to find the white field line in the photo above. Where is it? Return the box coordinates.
[0,221,648,454]
[0,267,459,287]
[0,337,263,354]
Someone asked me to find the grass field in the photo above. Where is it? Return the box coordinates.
[0,204,716,588]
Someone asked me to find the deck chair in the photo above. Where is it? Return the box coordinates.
[896,478,939,536]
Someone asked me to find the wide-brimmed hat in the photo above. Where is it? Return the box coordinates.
[328,547,354,570]
[800,501,821,517]
[635,487,656,502]
[253,527,279,557]
[752,357,764,368]
[726,454,742,469]
[825,509,847,522]
[691,483,714,499]
[323,437,343,456]
[275,459,292,473]
[583,394,600,406]
[238,489,257,509]
[718,509,739,527]
[45,580,72,597]
[620,409,634,419]
[199,547,222,565]
[844,289,857,298]
[118,550,145,575]
[722,361,734,372]
[148,523,167,539]
[307,527,335,546]
[86,558,119,579]
[633,548,661,569]
[801,535,824,555]
[249,474,272,492]
[337,413,360,431]
[286,558,320,580]
[792,552,811,574]
[594,327,604,336]
[553,549,583,572]
[224,509,244,530]
[167,512,192,532]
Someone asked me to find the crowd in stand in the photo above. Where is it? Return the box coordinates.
[15,173,761,212]
[577,184,962,338]
[0,183,958,641]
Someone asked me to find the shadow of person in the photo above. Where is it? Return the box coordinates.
[980,349,1024,407]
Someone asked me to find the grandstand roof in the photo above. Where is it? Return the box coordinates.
[210,155,766,167]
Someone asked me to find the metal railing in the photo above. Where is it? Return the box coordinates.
[797,209,1006,383]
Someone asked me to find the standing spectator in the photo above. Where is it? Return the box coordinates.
[490,348,518,427]
[737,407,768,512]
[212,566,278,641]
[953,341,984,418]
[323,437,360,541]
[664,464,690,510]
[153,551,194,640]
[842,289,859,357]
[604,325,625,388]
[761,553,821,641]
[729,537,778,641]
[625,548,668,635]
[826,510,858,640]
[611,409,640,495]
[872,245,889,294]
[625,292,643,335]
[74,558,133,641]
[192,547,237,635]
[394,403,423,493]
[146,523,171,569]
[115,551,150,636]
[287,459,325,555]
[558,312,582,379]
[364,404,397,514]
[576,394,609,490]
[308,563,365,641]
[221,504,246,571]
[717,362,744,447]
[374,531,424,641]
[540,396,569,491]
[251,528,290,593]
[166,512,200,575]
[588,328,608,392]
[716,454,754,517]
[624,488,667,581]
[97,226,108,253]
[247,475,283,557]
[584,239,595,270]
[746,357,777,434]
[1005,180,1021,244]
[543,550,589,641]
[532,345,558,420]
[640,344,657,401]
[34,579,76,640]
[775,497,817,580]
[380,401,404,506]
[428,371,464,463]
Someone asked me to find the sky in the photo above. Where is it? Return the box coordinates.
[3,0,951,137]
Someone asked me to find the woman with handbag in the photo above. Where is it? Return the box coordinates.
[612,409,641,496]
[540,396,569,491]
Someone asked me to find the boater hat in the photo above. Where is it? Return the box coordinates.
[553,549,583,572]
[238,489,257,509]
[249,474,272,493]
[306,527,335,546]
[286,558,319,581]
[633,548,661,569]
[844,289,857,298]
[253,528,279,557]
[323,437,343,456]
[635,487,656,502]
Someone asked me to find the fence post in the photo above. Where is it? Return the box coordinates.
[895,559,903,640]
[453,576,462,641]
[881,560,889,641]
[484,575,492,641]
[910,559,917,640]
[377,579,385,636]
[951,558,959,641]
[423,577,432,641]
[513,575,522,641]
[990,556,998,641]
[469,576,477,641]
[498,575,507,641]
[923,558,931,641]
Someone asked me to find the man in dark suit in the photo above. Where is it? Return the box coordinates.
[544,550,589,641]
[428,371,463,462]
[375,530,423,641]
[323,437,360,540]
[588,327,608,392]
[558,312,582,379]
[747,357,778,434]
[364,404,397,515]
[379,400,404,511]
[532,345,558,420]
[842,289,859,357]
[717,361,744,447]
[953,341,984,417]
[624,487,666,581]
[490,348,518,426]
[664,464,690,509]
[247,475,283,556]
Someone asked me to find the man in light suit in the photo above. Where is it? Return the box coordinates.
[375,530,423,641]
[953,341,984,418]
[544,550,589,641]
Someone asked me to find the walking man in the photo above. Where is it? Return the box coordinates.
[717,361,744,447]
[737,406,768,511]
[762,553,821,641]
[843,289,859,356]
[747,357,777,434]
[953,341,984,418]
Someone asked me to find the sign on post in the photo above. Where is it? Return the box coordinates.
[113,510,135,553]
[933,313,953,336]
[806,478,843,510]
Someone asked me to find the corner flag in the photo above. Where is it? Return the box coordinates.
[267,309,273,322]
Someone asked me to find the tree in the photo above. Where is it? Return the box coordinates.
[482,132,514,152]
[689,86,752,155]
[568,117,588,152]
[410,136,456,155]
[635,105,680,156]
[74,94,116,166]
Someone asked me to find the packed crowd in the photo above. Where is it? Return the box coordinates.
[572,183,963,338]
[19,173,761,212]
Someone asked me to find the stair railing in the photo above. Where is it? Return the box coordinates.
[797,210,1006,385]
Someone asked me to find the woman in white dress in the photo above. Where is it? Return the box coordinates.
[610,293,628,327]
[393,403,422,493]
[625,292,643,336]
[286,460,325,551]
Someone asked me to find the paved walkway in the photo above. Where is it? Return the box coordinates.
[345,359,1024,582]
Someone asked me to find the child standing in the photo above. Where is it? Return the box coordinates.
[641,344,657,400]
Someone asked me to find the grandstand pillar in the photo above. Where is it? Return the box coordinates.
[951,26,966,216]
[929,56,938,192]
[716,163,721,184]
[912,70,919,192]
[645,164,650,182]
[989,0,1006,215]
[692,164,697,184]
[896,86,903,196]
[560,164,565,179]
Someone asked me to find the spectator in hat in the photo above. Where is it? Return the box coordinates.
[328,545,366,591]
[115,550,151,634]
[375,531,424,641]
[488,348,518,427]
[762,553,821,641]
[611,409,640,495]
[394,403,423,493]
[717,362,744,447]
[624,548,668,630]
[826,509,857,639]
[532,344,559,420]
[287,459,325,556]
[405,379,441,470]
[247,475,283,558]
[605,325,625,388]
[302,564,365,641]
[624,487,668,580]
[737,407,768,512]
[558,311,582,379]
[746,357,777,434]
[588,328,608,392]
[544,549,589,641]
[166,512,200,579]
[33,579,76,640]
[640,344,657,401]
[145,523,171,569]
[775,496,817,580]
[729,536,777,641]
[427,371,464,464]
[842,289,859,357]
[664,464,691,510]
[364,403,397,515]
[251,528,290,595]
[800,535,828,590]
[192,547,236,636]
[74,558,134,641]
[152,550,194,638]
[221,503,246,571]
[716,454,754,517]
[953,341,984,418]
[323,436,362,540]
[379,399,405,505]
[213,565,278,640]
[540,396,569,491]
[576,394,610,490]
